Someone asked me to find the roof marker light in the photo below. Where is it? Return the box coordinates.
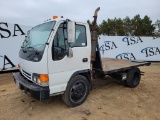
[53,16,64,19]
[53,16,58,19]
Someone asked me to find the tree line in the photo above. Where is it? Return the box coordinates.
[87,14,160,36]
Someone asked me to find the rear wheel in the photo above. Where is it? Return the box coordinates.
[125,67,141,88]
[62,75,90,107]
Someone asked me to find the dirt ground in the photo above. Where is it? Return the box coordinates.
[0,63,160,120]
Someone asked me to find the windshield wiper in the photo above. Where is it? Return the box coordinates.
[21,46,27,53]
[26,46,39,55]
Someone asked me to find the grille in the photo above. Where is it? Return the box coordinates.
[21,69,32,80]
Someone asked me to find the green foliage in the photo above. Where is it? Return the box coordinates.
[88,14,157,36]
[154,19,160,36]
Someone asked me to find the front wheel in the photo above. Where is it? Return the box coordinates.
[62,75,90,107]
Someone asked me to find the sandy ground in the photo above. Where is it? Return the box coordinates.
[0,63,160,120]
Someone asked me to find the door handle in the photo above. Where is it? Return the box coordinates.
[83,58,88,62]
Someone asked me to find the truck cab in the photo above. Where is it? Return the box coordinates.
[13,9,150,107]
[14,18,92,106]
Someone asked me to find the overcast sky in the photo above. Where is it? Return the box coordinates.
[0,0,160,26]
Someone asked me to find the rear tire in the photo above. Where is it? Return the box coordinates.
[62,75,90,107]
[125,67,141,88]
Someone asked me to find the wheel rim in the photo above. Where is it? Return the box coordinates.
[70,81,86,102]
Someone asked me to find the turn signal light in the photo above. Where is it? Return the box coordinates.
[39,74,49,82]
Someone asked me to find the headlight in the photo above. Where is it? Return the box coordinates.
[32,74,49,86]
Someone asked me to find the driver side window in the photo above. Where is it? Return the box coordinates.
[52,23,67,61]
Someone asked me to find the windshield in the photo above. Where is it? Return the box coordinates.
[22,21,55,52]
[20,21,56,62]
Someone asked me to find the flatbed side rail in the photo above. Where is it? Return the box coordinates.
[102,61,151,75]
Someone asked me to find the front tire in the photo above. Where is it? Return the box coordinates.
[62,75,90,107]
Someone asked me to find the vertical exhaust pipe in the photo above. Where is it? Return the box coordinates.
[92,7,100,31]
[91,7,100,62]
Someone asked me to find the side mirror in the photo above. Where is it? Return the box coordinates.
[25,30,30,38]
[67,47,73,58]
[67,21,75,43]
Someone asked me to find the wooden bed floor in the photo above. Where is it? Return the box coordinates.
[101,58,147,73]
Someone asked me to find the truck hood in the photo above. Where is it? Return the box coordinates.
[19,50,48,74]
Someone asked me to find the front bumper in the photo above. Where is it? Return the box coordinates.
[13,72,49,100]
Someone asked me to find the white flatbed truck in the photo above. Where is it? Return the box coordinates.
[13,8,150,107]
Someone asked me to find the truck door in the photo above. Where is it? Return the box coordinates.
[48,22,91,94]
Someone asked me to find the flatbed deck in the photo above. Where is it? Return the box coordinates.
[94,57,150,74]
